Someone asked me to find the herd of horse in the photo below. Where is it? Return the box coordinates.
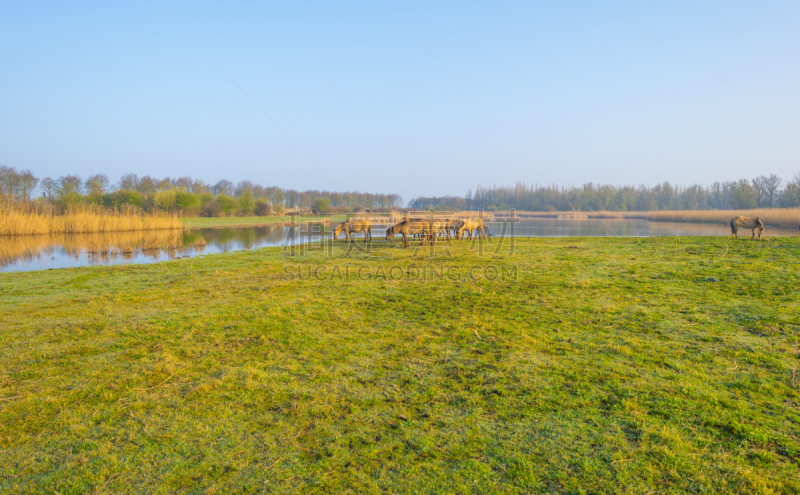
[333,217,490,247]
[331,215,771,247]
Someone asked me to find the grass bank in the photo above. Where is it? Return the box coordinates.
[0,206,182,236]
[1,237,799,493]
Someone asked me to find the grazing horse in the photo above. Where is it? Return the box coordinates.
[386,220,433,247]
[457,218,488,239]
[333,219,372,243]
[730,216,764,240]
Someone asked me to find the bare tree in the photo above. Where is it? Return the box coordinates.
[213,180,234,196]
[175,176,193,190]
[751,176,768,207]
[138,176,157,194]
[40,177,56,199]
[191,179,210,194]
[17,170,39,201]
[235,180,255,196]
[57,175,83,197]
[0,165,18,199]
[761,173,782,207]
[85,174,110,197]
[118,173,139,191]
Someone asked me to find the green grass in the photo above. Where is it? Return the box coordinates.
[183,215,346,228]
[1,237,799,494]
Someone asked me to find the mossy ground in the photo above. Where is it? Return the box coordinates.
[1,236,799,494]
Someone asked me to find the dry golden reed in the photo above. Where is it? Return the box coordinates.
[0,204,182,236]
[470,208,800,228]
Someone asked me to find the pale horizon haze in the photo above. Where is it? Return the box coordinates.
[1,1,799,202]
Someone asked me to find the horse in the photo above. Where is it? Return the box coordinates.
[333,219,372,243]
[457,218,488,239]
[730,216,764,240]
[386,219,434,247]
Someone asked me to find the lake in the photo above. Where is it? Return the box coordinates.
[1,218,796,272]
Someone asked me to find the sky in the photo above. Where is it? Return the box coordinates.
[1,1,798,203]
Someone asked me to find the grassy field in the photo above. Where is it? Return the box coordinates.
[1,237,799,493]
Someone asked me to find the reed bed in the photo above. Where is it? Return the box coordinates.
[0,205,182,236]
[480,208,800,228]
[646,208,800,227]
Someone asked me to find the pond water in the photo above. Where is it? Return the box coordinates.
[0,219,796,272]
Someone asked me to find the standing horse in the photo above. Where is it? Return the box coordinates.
[730,216,764,240]
[333,219,372,243]
[386,220,432,247]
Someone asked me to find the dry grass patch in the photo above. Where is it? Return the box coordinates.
[0,204,182,236]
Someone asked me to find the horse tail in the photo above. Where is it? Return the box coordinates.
[730,217,736,232]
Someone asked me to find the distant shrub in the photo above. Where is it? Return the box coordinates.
[198,192,214,206]
[254,199,271,216]
[238,190,255,215]
[216,194,239,215]
[153,189,177,211]
[201,200,222,217]
[313,198,331,214]
[104,189,144,209]
[175,190,199,210]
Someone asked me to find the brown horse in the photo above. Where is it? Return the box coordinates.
[457,218,488,239]
[730,216,764,240]
[386,220,433,247]
[333,219,372,243]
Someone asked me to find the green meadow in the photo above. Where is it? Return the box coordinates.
[1,237,799,494]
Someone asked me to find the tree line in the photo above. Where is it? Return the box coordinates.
[0,166,403,216]
[408,173,800,212]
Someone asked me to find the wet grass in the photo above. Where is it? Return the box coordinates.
[1,237,799,493]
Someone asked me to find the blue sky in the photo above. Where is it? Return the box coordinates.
[1,1,798,202]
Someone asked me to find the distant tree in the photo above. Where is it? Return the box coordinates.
[762,174,782,207]
[191,179,210,194]
[85,174,110,197]
[212,180,234,196]
[118,173,139,191]
[254,199,271,216]
[781,172,800,207]
[17,169,39,201]
[175,176,194,190]
[330,192,346,207]
[40,177,56,199]
[137,176,157,194]
[215,194,239,215]
[56,175,83,197]
[0,165,19,199]
[175,190,199,210]
[312,197,331,214]
[751,176,768,207]
[235,180,255,196]
[285,190,299,208]
[728,179,757,209]
[56,175,83,207]
[238,189,255,215]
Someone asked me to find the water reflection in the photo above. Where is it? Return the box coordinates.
[0,219,795,272]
